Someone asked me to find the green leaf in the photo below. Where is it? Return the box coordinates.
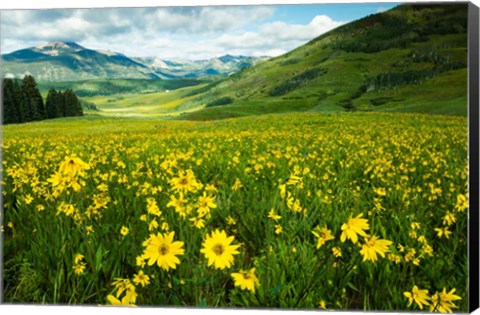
[347,282,360,292]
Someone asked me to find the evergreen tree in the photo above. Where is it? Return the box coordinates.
[63,89,74,117]
[45,89,59,119]
[2,78,21,124]
[75,94,84,116]
[64,89,82,117]
[12,80,26,123]
[55,90,65,117]
[4,75,84,123]
[21,92,36,122]
[21,75,45,121]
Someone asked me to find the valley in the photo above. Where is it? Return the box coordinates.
[1,2,472,311]
[2,4,468,120]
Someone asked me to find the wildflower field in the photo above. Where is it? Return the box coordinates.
[1,112,469,311]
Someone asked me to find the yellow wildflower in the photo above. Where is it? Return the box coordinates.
[200,229,240,270]
[143,231,185,271]
[133,270,150,287]
[311,225,335,249]
[404,285,431,310]
[340,213,369,244]
[359,235,392,262]
[231,268,260,293]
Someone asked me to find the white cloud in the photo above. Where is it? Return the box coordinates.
[252,48,286,57]
[261,16,338,42]
[157,6,275,34]
[1,6,344,60]
[211,15,344,56]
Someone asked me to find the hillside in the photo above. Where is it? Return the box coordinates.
[177,3,468,119]
[37,78,206,97]
[4,4,468,119]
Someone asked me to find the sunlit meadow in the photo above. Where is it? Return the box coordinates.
[1,112,468,311]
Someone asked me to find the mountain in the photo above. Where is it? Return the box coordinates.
[1,42,268,82]
[179,3,468,119]
[2,42,85,61]
[28,41,85,56]
[133,55,269,79]
[1,41,159,82]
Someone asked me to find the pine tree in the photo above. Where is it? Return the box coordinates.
[63,89,74,117]
[21,75,45,121]
[12,80,26,123]
[55,90,65,117]
[75,94,84,116]
[2,78,21,124]
[45,89,59,119]
[21,92,36,122]
[64,89,80,117]
[4,75,84,123]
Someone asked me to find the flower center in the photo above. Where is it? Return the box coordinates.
[159,244,169,255]
[213,244,224,256]
[178,177,188,185]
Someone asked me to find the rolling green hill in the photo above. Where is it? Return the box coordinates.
[79,85,207,118]
[176,3,468,120]
[17,3,468,120]
[37,78,206,97]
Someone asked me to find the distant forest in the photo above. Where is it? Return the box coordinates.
[3,75,83,125]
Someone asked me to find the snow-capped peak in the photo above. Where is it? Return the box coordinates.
[34,41,84,56]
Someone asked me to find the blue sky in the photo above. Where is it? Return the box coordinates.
[267,3,398,24]
[1,3,401,60]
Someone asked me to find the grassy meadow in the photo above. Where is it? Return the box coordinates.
[1,112,468,311]
[80,85,207,118]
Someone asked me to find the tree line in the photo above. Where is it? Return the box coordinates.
[268,68,327,97]
[3,75,83,125]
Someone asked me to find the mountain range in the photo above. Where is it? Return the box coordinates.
[134,55,269,79]
[1,42,268,82]
[1,3,470,118]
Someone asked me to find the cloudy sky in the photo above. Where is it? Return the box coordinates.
[1,3,399,60]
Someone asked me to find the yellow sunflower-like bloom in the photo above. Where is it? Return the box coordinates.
[231,268,260,293]
[359,235,392,262]
[106,294,136,307]
[200,229,240,270]
[73,262,86,275]
[311,225,335,249]
[59,156,90,178]
[120,226,129,236]
[197,192,217,217]
[340,213,369,244]
[143,231,185,271]
[430,288,462,313]
[133,270,150,287]
[404,285,431,310]
[268,208,281,221]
